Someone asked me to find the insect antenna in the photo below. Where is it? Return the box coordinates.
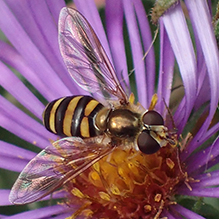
[128,27,159,76]
[162,97,177,133]
[117,27,159,103]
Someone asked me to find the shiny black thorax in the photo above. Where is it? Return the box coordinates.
[106,108,141,138]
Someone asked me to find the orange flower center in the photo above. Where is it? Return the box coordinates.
[64,143,187,219]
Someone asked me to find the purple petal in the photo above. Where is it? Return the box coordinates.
[162,4,197,132]
[0,141,36,160]
[0,1,80,99]
[195,170,219,187]
[0,190,66,206]
[184,0,219,153]
[173,97,186,127]
[6,0,61,66]
[122,0,147,107]
[41,190,67,201]
[185,135,219,175]
[0,156,29,172]
[190,6,210,111]
[6,205,67,219]
[195,71,210,110]
[74,0,112,62]
[0,61,45,119]
[0,41,58,101]
[51,213,73,219]
[45,0,66,25]
[178,185,219,198]
[31,190,67,203]
[0,190,12,206]
[105,0,129,87]
[170,204,205,219]
[199,123,219,148]
[0,1,72,98]
[0,95,56,142]
[27,0,78,94]
[181,110,219,162]
[162,210,177,219]
[194,155,219,179]
[133,0,156,103]
[157,21,174,115]
[0,109,50,149]
[194,34,210,111]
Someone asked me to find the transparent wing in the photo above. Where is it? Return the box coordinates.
[59,7,128,103]
[9,136,113,204]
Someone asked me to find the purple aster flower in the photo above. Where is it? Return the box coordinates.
[0,0,219,218]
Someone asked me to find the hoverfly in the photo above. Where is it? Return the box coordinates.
[9,7,175,205]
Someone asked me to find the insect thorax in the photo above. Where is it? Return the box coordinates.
[95,106,141,139]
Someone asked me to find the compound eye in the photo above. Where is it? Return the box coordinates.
[143,110,164,125]
[137,131,161,154]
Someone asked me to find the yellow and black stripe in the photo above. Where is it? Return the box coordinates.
[43,95,104,138]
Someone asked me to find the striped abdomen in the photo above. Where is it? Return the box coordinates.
[43,96,104,138]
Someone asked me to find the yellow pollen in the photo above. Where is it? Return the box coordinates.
[117,167,127,180]
[90,171,99,180]
[70,203,91,219]
[99,191,111,201]
[149,93,158,110]
[166,158,175,169]
[128,93,135,104]
[71,188,84,199]
[118,166,125,175]
[89,171,103,187]
[144,205,152,213]
[65,145,188,218]
[92,160,100,172]
[81,209,93,217]
[110,184,120,195]
[128,161,139,173]
[154,193,162,202]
